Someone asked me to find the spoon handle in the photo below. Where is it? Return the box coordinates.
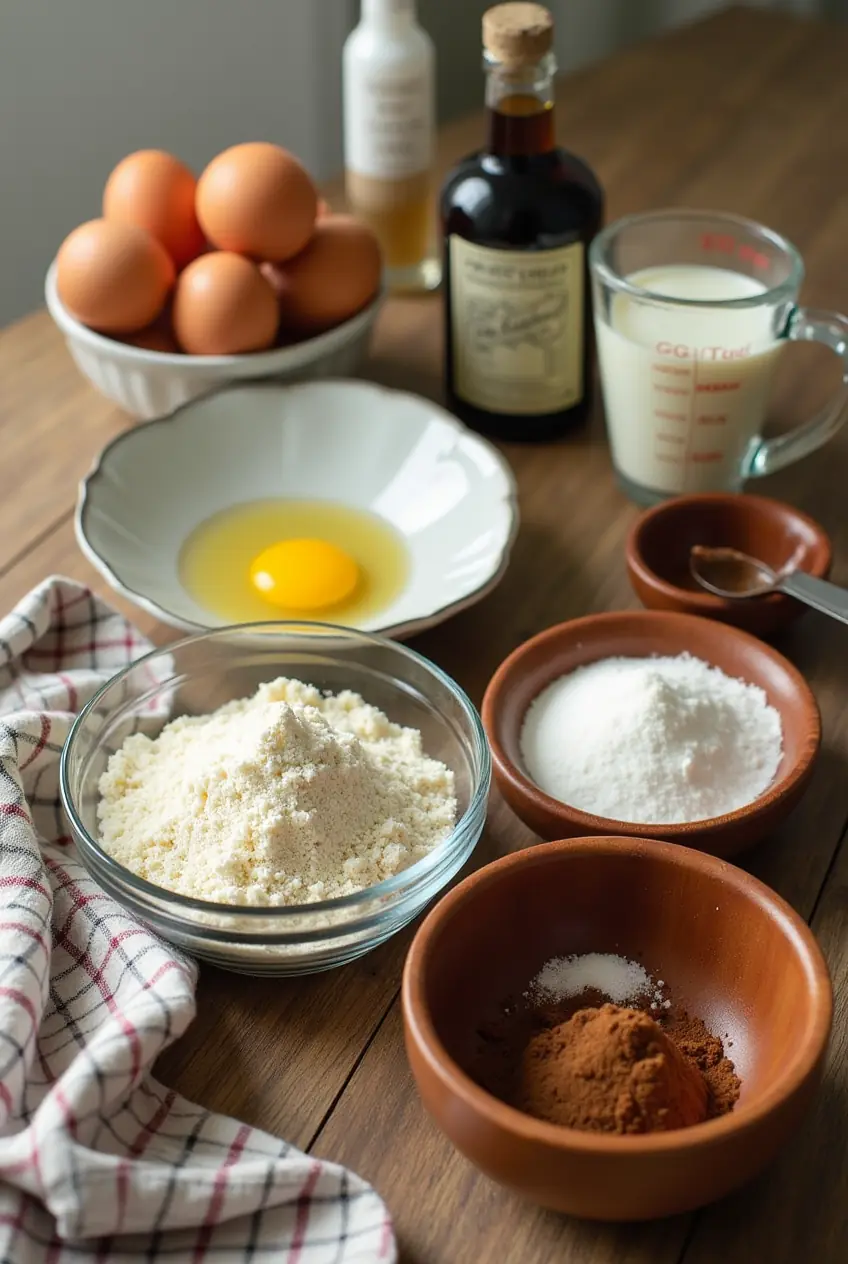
[779,572,848,626]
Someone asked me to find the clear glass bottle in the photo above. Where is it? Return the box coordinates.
[441,3,604,442]
[343,0,441,293]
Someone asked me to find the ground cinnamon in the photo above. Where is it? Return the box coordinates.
[663,1008,741,1118]
[518,1004,708,1133]
[470,996,741,1135]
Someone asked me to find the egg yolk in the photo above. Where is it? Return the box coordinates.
[249,538,359,610]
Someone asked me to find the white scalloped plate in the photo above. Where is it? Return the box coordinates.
[77,380,519,638]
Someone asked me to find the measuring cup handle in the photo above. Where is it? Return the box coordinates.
[746,306,848,478]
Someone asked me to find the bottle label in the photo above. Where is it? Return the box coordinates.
[345,69,433,180]
[449,237,585,416]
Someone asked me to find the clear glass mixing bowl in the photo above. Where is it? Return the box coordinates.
[60,623,490,976]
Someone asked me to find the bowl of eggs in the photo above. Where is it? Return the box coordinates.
[46,145,383,419]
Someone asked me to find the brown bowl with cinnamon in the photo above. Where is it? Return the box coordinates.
[402,836,832,1221]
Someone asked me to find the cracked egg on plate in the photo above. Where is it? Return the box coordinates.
[77,380,518,639]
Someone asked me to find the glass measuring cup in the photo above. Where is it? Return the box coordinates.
[589,209,848,503]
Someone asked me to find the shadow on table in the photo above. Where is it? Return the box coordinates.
[740,740,848,910]
[396,1205,692,1264]
[411,521,610,707]
[678,1072,848,1264]
[395,1067,848,1264]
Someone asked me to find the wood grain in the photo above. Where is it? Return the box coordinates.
[0,314,130,566]
[683,829,848,1264]
[2,6,848,1260]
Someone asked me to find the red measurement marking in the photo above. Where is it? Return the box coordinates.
[700,233,769,272]
[696,381,741,392]
[691,451,723,463]
[697,413,728,425]
[737,243,770,272]
[653,362,691,376]
[654,409,688,422]
[662,344,751,362]
[656,453,684,464]
[656,431,685,445]
[656,341,694,359]
[655,384,689,397]
[710,345,750,361]
[700,232,736,254]
[680,345,708,492]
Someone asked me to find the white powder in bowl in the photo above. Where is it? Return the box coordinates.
[519,652,783,824]
[526,953,669,1010]
[97,676,457,907]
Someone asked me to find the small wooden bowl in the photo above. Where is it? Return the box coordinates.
[626,492,832,637]
[402,836,832,1221]
[481,610,820,858]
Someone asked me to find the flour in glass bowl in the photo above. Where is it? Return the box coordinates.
[519,653,783,824]
[97,676,457,907]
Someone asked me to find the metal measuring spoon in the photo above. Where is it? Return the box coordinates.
[690,545,848,626]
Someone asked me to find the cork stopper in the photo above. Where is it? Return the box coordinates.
[483,3,554,67]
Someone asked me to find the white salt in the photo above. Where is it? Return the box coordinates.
[519,652,783,824]
[526,952,667,1008]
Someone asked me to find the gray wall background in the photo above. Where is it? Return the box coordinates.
[1,0,829,325]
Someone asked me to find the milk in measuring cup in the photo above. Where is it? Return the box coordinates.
[597,265,782,494]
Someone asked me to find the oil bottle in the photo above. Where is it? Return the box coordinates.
[343,0,440,293]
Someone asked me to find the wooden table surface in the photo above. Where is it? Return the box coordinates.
[2,6,848,1260]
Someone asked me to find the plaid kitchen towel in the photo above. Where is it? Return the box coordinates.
[0,578,396,1263]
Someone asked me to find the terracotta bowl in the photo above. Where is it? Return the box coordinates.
[402,835,832,1221]
[481,610,820,858]
[626,492,832,637]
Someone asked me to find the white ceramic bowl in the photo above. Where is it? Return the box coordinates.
[45,260,383,420]
[78,379,519,638]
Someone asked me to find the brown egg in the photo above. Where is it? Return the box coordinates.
[172,251,279,355]
[270,215,382,336]
[258,260,286,301]
[103,149,206,270]
[56,218,175,333]
[196,142,318,262]
[122,310,180,353]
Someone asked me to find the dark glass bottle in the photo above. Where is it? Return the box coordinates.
[441,4,604,442]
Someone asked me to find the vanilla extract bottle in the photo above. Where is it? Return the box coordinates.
[442,3,604,441]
